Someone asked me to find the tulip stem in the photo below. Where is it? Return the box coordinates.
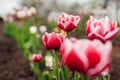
[107,74,110,80]
[61,61,68,80]
[95,76,102,80]
[79,73,90,80]
[53,50,60,80]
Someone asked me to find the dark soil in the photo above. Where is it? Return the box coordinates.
[110,46,120,80]
[0,21,36,80]
[0,20,120,80]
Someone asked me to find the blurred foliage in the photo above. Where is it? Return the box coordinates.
[4,18,45,79]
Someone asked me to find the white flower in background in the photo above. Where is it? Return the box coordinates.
[0,0,22,18]
[23,6,29,12]
[16,10,27,19]
[27,7,36,17]
[9,9,16,16]
[29,26,37,34]
[45,55,53,68]
[27,10,32,17]
[29,7,36,16]
[13,6,22,11]
[3,14,14,22]
[39,25,47,33]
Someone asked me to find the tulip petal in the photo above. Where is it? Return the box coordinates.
[47,33,61,49]
[112,20,117,29]
[60,39,73,61]
[87,40,112,77]
[85,44,100,68]
[105,28,120,41]
[86,20,91,35]
[42,32,49,49]
[88,32,105,42]
[65,49,87,72]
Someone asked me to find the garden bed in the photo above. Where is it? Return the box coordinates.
[0,21,120,80]
[0,22,36,80]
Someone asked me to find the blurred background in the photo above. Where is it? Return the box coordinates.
[0,0,120,20]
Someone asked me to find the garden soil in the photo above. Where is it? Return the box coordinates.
[0,20,120,80]
[0,21,36,80]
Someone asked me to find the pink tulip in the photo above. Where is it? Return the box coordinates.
[42,32,66,50]
[86,16,120,42]
[57,12,80,32]
[60,38,112,77]
[32,54,42,62]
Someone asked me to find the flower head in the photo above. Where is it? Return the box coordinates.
[42,32,66,50]
[57,12,80,32]
[86,16,120,42]
[27,7,36,17]
[60,38,112,77]
[32,54,42,62]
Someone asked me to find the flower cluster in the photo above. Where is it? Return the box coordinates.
[29,25,47,34]
[3,6,36,22]
[32,12,119,79]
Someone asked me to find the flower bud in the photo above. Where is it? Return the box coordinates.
[32,54,42,62]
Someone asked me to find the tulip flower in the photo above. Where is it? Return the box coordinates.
[60,38,112,77]
[27,7,36,17]
[16,10,27,19]
[32,54,42,62]
[57,12,80,32]
[86,16,120,42]
[42,32,66,50]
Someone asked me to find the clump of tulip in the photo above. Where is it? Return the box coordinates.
[3,6,37,22]
[39,12,120,80]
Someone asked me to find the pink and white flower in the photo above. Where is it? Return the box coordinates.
[57,12,80,32]
[60,38,112,77]
[32,54,42,62]
[86,16,120,42]
[42,32,66,50]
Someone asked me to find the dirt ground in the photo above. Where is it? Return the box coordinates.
[0,21,36,80]
[110,46,120,80]
[0,20,120,80]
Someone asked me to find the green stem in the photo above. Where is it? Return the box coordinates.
[61,62,68,80]
[53,50,60,80]
[95,76,102,80]
[107,74,110,80]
